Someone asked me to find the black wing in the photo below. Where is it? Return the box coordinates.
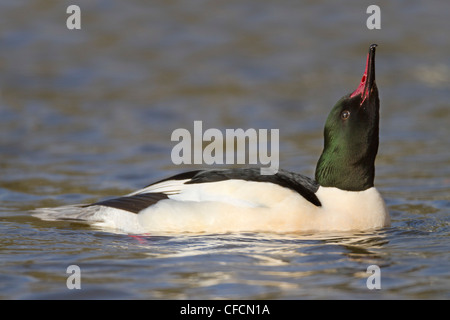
[84,193,169,214]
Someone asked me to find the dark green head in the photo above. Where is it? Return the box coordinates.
[315,44,380,191]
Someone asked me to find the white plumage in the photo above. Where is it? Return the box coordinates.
[33,177,389,234]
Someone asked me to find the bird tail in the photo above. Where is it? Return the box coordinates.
[31,204,101,223]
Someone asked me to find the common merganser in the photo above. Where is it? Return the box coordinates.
[34,44,390,234]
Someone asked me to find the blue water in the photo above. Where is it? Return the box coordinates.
[1,0,449,299]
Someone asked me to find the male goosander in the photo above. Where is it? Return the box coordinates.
[34,44,390,234]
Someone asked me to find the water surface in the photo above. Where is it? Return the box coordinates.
[1,0,449,299]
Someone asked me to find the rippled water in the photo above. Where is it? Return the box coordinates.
[1,0,449,299]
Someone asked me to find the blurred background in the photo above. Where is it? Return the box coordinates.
[0,0,449,299]
[1,0,449,198]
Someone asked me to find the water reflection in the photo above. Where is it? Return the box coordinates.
[115,230,393,299]
[127,229,391,264]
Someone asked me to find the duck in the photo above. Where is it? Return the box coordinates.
[33,44,390,234]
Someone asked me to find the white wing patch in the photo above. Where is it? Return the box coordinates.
[127,177,295,209]
[130,178,298,210]
[126,179,191,196]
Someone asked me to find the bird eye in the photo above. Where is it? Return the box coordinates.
[341,110,350,120]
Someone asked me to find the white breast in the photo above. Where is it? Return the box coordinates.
[314,186,390,231]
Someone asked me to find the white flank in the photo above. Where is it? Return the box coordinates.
[34,179,390,234]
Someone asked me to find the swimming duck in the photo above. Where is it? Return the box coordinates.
[34,44,390,233]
